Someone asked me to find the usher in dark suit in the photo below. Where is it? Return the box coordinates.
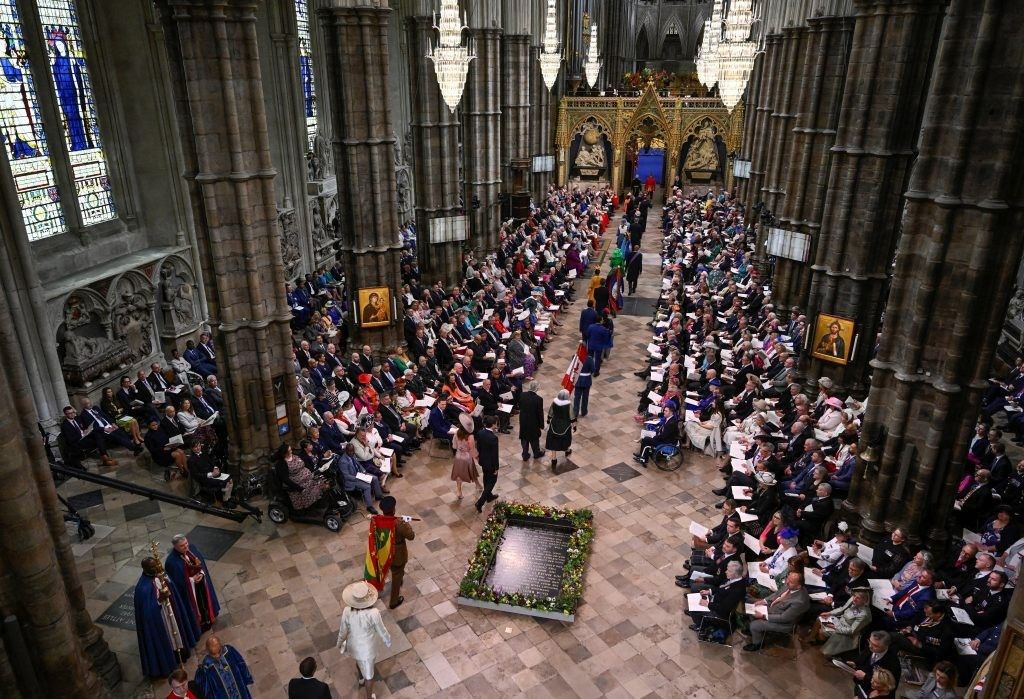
[475,426,500,512]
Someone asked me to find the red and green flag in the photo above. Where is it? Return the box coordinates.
[364,514,397,591]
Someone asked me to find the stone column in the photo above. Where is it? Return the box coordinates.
[406,3,463,285]
[0,272,115,695]
[464,16,502,253]
[772,11,855,308]
[748,33,782,276]
[802,0,948,393]
[501,0,531,206]
[157,0,301,474]
[761,25,807,218]
[847,0,1023,549]
[319,0,402,350]
[734,50,764,209]
[0,193,68,429]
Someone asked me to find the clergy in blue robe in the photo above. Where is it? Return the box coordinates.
[133,558,198,677]
[164,535,220,638]
[195,637,253,699]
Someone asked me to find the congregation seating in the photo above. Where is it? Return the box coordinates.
[647,189,1010,696]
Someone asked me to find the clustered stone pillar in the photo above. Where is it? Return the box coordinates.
[319,0,402,350]
[734,49,764,208]
[802,0,948,393]
[501,31,531,192]
[772,11,855,308]
[406,3,463,285]
[529,43,553,198]
[158,0,301,474]
[847,0,1024,553]
[0,282,116,695]
[748,33,783,277]
[464,24,503,253]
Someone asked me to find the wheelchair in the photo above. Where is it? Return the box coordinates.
[266,461,355,533]
[652,441,684,471]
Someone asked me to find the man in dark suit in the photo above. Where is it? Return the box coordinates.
[687,559,747,641]
[287,657,332,699]
[848,631,902,696]
[134,368,164,411]
[518,381,545,460]
[475,416,501,513]
[78,398,143,456]
[116,375,159,423]
[60,405,110,469]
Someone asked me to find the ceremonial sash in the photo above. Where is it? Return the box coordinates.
[364,514,397,591]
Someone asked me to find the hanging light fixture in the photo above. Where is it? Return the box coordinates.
[584,20,601,87]
[699,0,723,90]
[427,0,475,113]
[695,17,710,87]
[538,0,561,91]
[716,0,755,111]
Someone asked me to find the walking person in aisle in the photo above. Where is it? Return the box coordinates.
[626,247,643,295]
[475,416,501,513]
[546,389,576,472]
[574,354,595,418]
[450,413,480,500]
[336,581,392,699]
[518,381,545,460]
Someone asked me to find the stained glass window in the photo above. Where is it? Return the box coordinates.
[0,0,65,240]
[36,0,114,227]
[295,0,317,149]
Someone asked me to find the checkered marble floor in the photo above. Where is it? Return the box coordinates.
[60,200,851,698]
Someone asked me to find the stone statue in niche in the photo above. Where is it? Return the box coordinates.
[113,289,154,363]
[1007,287,1024,324]
[159,263,196,330]
[278,208,301,278]
[403,130,414,166]
[306,150,323,182]
[310,200,330,249]
[684,119,720,171]
[393,132,402,167]
[396,169,412,222]
[313,130,332,177]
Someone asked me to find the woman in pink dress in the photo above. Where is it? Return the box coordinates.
[450,413,481,500]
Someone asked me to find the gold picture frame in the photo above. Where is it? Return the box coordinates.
[357,286,391,329]
[811,313,855,365]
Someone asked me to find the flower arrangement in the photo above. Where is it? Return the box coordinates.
[622,68,673,89]
[458,501,594,616]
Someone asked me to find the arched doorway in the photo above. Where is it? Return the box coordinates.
[623,115,667,192]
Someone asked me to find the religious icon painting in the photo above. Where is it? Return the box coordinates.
[811,313,856,365]
[357,286,392,329]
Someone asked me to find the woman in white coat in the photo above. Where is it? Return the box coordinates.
[337,581,392,699]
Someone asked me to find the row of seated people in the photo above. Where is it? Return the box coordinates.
[279,186,613,511]
[58,339,231,504]
[680,503,1009,697]
[663,190,1011,697]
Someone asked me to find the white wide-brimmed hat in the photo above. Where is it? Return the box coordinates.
[342,581,378,609]
[755,471,777,486]
[459,413,475,433]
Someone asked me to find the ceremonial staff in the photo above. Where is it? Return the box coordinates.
[150,540,186,668]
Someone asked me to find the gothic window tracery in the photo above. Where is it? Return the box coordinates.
[0,0,114,241]
[295,0,317,149]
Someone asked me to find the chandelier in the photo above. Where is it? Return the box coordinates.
[698,0,722,90]
[538,0,561,91]
[427,0,475,113]
[584,21,601,87]
[717,40,756,111]
[716,0,756,111]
